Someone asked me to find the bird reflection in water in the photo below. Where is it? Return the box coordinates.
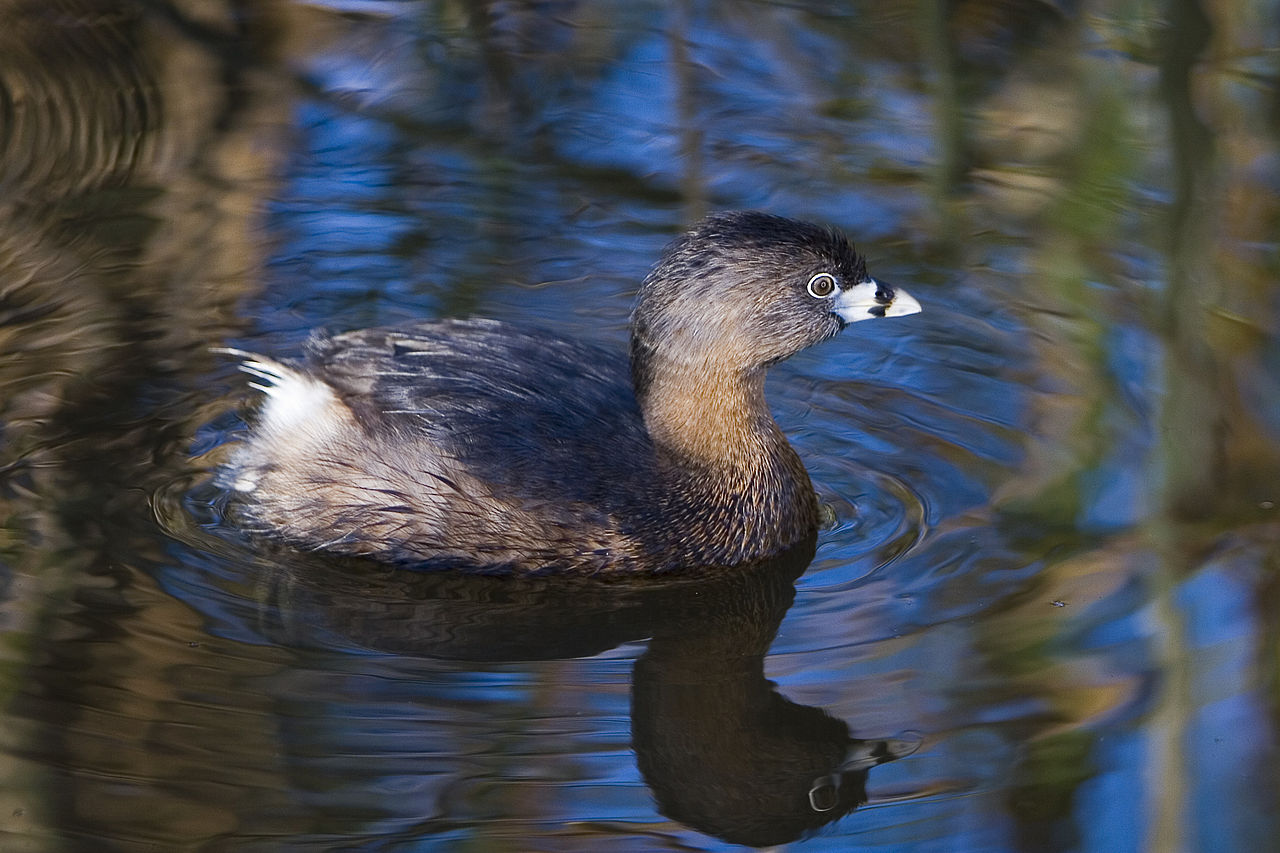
[242,532,919,846]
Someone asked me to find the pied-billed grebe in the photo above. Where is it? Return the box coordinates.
[222,212,921,574]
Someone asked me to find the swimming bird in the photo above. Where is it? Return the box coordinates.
[221,211,921,574]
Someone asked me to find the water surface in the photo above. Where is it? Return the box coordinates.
[2,1,1278,850]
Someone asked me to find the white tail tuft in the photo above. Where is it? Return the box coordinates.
[217,348,345,438]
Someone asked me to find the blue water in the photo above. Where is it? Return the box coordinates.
[2,1,1278,851]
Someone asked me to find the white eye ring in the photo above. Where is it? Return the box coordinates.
[806,272,838,298]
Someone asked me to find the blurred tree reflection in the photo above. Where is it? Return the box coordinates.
[0,0,295,843]
[930,0,1280,847]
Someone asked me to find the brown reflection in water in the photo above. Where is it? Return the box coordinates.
[0,0,297,844]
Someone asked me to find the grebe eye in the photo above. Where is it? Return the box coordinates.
[806,272,837,298]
